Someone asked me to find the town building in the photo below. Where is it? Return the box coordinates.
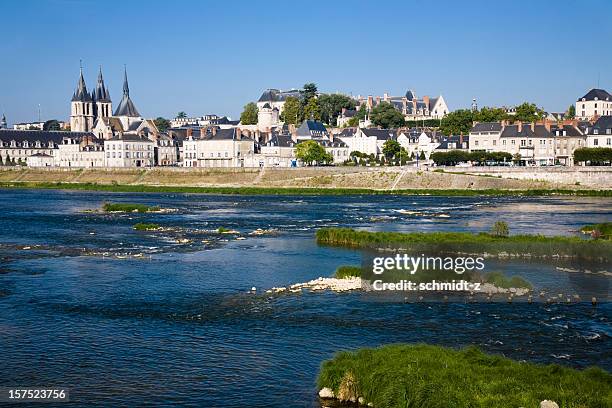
[397,129,441,160]
[182,128,255,168]
[576,89,612,120]
[336,108,357,127]
[584,116,612,148]
[256,89,301,113]
[56,135,105,168]
[356,89,449,121]
[0,129,82,164]
[104,134,155,167]
[338,128,395,157]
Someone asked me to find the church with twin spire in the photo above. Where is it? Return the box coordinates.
[70,65,156,140]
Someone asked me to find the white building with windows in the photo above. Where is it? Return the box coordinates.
[576,89,612,120]
[585,116,612,148]
[104,135,155,167]
[182,128,255,168]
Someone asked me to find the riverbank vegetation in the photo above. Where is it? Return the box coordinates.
[317,344,611,407]
[1,182,610,197]
[334,265,363,279]
[102,202,160,213]
[581,222,612,240]
[316,228,612,261]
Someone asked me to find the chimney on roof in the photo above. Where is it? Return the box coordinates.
[500,119,507,127]
[187,128,193,138]
[383,92,389,102]
[367,95,373,109]
[517,122,522,132]
[235,128,241,140]
[402,97,408,114]
[423,95,430,108]
[375,96,381,105]
[412,99,417,111]
[544,121,551,131]
[212,126,217,136]
[530,122,535,132]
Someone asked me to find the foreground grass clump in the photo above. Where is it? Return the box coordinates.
[102,202,160,213]
[133,223,161,231]
[334,265,362,279]
[318,344,611,408]
[316,228,611,261]
[581,222,612,239]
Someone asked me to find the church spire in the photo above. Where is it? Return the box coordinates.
[0,113,6,129]
[114,65,140,117]
[93,66,111,102]
[71,63,92,102]
[122,65,130,96]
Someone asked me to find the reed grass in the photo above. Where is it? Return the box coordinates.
[316,228,611,262]
[133,223,161,231]
[317,344,611,408]
[102,202,160,213]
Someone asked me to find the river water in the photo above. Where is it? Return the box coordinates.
[0,189,610,407]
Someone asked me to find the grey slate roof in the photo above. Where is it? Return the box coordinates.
[71,69,92,102]
[114,68,141,117]
[578,89,612,102]
[258,88,301,103]
[361,128,395,140]
[0,129,94,145]
[590,115,612,134]
[470,122,503,133]
[551,125,583,137]
[296,120,328,137]
[107,134,153,142]
[500,124,552,138]
[267,134,295,148]
[405,90,416,100]
[92,67,111,102]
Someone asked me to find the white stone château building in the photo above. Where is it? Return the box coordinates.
[356,90,449,121]
[576,89,612,120]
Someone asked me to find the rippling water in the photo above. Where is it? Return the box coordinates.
[0,189,610,407]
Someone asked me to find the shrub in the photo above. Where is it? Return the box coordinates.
[102,202,160,213]
[574,147,612,165]
[334,265,362,279]
[491,221,509,237]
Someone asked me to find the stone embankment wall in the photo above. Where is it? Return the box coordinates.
[443,167,612,188]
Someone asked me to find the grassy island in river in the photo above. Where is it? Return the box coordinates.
[316,228,612,261]
[318,344,611,408]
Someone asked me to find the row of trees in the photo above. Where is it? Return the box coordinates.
[439,103,547,136]
[0,155,25,166]
[430,150,512,166]
[573,148,612,165]
[240,83,359,127]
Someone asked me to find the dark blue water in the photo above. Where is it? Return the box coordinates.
[0,189,610,407]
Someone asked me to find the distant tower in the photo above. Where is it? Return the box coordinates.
[114,66,140,118]
[471,98,478,112]
[92,66,112,121]
[0,113,6,129]
[70,64,95,132]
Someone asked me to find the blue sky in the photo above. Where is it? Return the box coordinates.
[1,0,611,124]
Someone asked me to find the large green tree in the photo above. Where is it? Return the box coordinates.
[154,117,171,132]
[512,102,544,123]
[301,83,318,102]
[382,139,401,160]
[303,98,321,121]
[474,107,507,122]
[296,140,332,165]
[318,94,357,125]
[440,109,474,135]
[240,102,258,125]
[370,102,405,128]
[566,104,576,119]
[281,96,302,124]
[177,111,187,119]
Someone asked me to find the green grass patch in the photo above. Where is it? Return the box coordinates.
[581,222,612,240]
[0,181,610,197]
[102,202,160,213]
[484,271,532,289]
[318,344,611,408]
[316,228,611,262]
[133,223,161,231]
[334,265,362,279]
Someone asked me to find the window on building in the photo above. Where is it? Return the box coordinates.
[521,140,526,146]
[594,139,599,146]
[607,138,611,146]
[492,140,496,146]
